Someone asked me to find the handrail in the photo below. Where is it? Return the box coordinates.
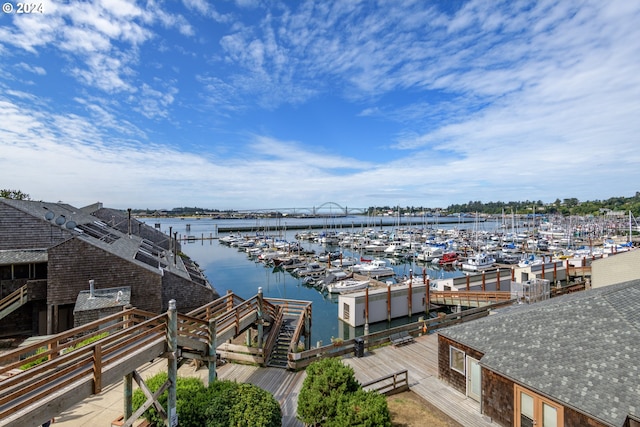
[288,300,515,370]
[0,311,168,421]
[361,369,409,396]
[0,285,28,318]
[262,307,284,365]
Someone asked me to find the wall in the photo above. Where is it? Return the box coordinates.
[482,370,513,427]
[437,334,483,394]
[0,203,72,250]
[73,306,123,328]
[591,250,640,288]
[161,270,217,313]
[48,238,163,313]
[564,407,610,427]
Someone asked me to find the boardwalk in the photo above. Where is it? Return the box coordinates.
[51,333,494,427]
[344,333,496,427]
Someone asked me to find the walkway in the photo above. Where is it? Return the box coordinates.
[51,333,494,427]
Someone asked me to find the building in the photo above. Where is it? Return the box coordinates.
[0,198,218,337]
[591,250,640,288]
[438,280,640,427]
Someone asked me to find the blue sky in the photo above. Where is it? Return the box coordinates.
[1,0,639,211]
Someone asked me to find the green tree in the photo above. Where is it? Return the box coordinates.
[297,358,367,426]
[0,189,30,200]
[327,389,391,427]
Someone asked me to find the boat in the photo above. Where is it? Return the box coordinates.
[326,279,369,294]
[518,254,544,268]
[293,262,326,277]
[438,252,458,265]
[350,259,395,278]
[461,253,496,271]
[416,246,444,262]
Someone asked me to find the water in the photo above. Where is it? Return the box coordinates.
[141,216,495,345]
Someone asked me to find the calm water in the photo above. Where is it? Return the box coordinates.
[141,216,495,344]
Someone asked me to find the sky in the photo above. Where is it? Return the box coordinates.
[1,0,639,211]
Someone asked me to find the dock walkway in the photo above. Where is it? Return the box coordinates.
[51,333,494,427]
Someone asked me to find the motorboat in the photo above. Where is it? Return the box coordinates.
[350,259,395,278]
[326,279,369,294]
[461,253,496,271]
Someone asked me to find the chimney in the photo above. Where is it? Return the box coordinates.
[89,279,95,299]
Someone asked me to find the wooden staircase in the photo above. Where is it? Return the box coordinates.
[266,317,297,368]
[0,285,28,321]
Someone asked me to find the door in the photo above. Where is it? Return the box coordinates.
[466,356,481,402]
[515,385,563,427]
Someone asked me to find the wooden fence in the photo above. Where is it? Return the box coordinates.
[287,299,515,370]
[361,369,409,396]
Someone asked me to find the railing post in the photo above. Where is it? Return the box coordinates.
[257,287,264,348]
[124,373,133,420]
[167,299,178,427]
[124,300,134,419]
[496,269,501,291]
[208,319,217,384]
[93,343,102,394]
[304,306,311,350]
[408,269,413,318]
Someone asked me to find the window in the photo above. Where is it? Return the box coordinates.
[450,346,465,374]
[343,303,350,321]
[515,384,564,427]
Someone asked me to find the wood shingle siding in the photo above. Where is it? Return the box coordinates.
[48,237,163,312]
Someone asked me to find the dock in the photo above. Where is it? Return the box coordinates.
[50,333,494,427]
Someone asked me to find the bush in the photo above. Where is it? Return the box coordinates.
[226,383,281,427]
[132,373,207,427]
[328,389,391,427]
[133,373,281,427]
[297,358,361,426]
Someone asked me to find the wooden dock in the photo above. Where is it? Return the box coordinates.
[343,333,496,427]
[217,333,496,427]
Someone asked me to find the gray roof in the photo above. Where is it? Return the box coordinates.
[1,199,195,281]
[73,287,131,312]
[0,249,47,265]
[440,280,640,427]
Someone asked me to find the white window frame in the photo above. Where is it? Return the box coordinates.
[450,345,466,375]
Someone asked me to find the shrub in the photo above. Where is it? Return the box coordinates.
[297,358,361,426]
[132,373,207,427]
[327,389,391,427]
[132,373,281,427]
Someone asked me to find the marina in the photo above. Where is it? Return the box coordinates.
[141,213,635,344]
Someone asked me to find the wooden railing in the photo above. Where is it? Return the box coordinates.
[0,308,167,422]
[287,300,515,370]
[0,285,28,320]
[361,369,409,396]
[430,290,513,307]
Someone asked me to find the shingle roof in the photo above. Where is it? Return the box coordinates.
[0,249,47,264]
[440,280,640,427]
[73,287,131,312]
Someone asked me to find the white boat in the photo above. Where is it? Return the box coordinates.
[416,246,444,262]
[461,253,496,271]
[293,262,326,277]
[350,259,395,278]
[330,256,358,267]
[326,279,369,294]
[518,254,544,268]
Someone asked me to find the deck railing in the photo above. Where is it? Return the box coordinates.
[361,369,409,396]
[0,285,29,320]
[287,299,515,370]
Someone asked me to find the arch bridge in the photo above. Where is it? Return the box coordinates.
[239,202,367,216]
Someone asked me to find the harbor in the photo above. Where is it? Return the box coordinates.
[141,213,632,344]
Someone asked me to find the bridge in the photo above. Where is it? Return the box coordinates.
[236,202,368,216]
[0,291,311,427]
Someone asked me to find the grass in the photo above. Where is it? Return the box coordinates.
[387,391,463,427]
